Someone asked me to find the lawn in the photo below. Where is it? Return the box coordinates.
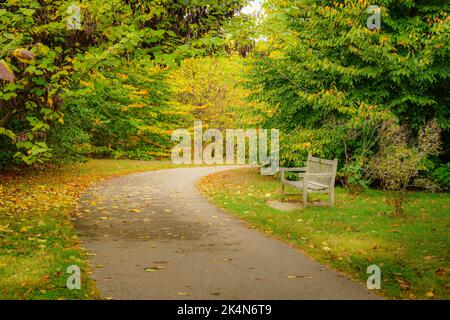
[0,159,187,299]
[198,168,450,300]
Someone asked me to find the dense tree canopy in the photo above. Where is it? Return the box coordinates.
[168,55,268,131]
[1,0,448,189]
[248,0,449,188]
[0,0,248,167]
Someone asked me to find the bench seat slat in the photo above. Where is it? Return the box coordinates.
[305,180,329,189]
[282,180,328,191]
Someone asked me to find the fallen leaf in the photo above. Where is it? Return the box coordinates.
[395,278,410,290]
[435,267,447,277]
[20,226,31,233]
[144,266,165,272]
[288,275,312,279]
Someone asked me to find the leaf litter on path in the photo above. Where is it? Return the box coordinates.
[144,266,165,272]
[288,275,312,279]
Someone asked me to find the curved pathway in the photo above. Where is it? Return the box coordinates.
[75,166,380,299]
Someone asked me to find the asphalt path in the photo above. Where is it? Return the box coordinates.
[76,166,380,300]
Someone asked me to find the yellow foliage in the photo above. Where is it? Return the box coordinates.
[168,54,269,129]
[135,89,149,95]
[80,80,93,87]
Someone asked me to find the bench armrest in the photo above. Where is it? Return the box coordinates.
[279,167,307,182]
[299,172,333,179]
[278,167,307,172]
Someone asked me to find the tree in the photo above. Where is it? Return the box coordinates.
[248,0,449,173]
[168,55,268,131]
[48,60,178,160]
[0,0,248,167]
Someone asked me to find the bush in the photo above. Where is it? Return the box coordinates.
[340,162,372,194]
[432,164,450,189]
[369,120,442,215]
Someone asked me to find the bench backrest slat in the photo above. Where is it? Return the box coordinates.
[306,154,338,188]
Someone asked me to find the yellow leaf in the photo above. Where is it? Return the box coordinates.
[12,49,35,63]
[20,226,30,232]
[0,60,15,81]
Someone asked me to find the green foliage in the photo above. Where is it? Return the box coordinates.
[431,163,450,188]
[340,162,372,194]
[51,60,179,160]
[0,0,129,167]
[0,0,247,168]
[248,0,450,183]
[223,11,259,57]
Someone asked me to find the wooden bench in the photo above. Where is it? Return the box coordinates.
[259,156,273,175]
[279,155,338,208]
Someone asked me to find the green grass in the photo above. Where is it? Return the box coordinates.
[198,168,450,300]
[0,159,188,300]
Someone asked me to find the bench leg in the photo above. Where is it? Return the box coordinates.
[330,189,335,208]
[302,188,308,208]
[281,184,285,201]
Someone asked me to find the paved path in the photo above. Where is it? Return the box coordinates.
[75,166,380,300]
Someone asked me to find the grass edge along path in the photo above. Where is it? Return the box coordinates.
[0,159,191,299]
[197,168,450,300]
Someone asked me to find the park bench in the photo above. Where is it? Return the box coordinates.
[279,155,338,208]
[259,156,273,175]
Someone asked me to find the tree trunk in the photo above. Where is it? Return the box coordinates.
[0,109,14,128]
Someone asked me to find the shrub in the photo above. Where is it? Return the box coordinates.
[432,164,450,189]
[369,119,442,215]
